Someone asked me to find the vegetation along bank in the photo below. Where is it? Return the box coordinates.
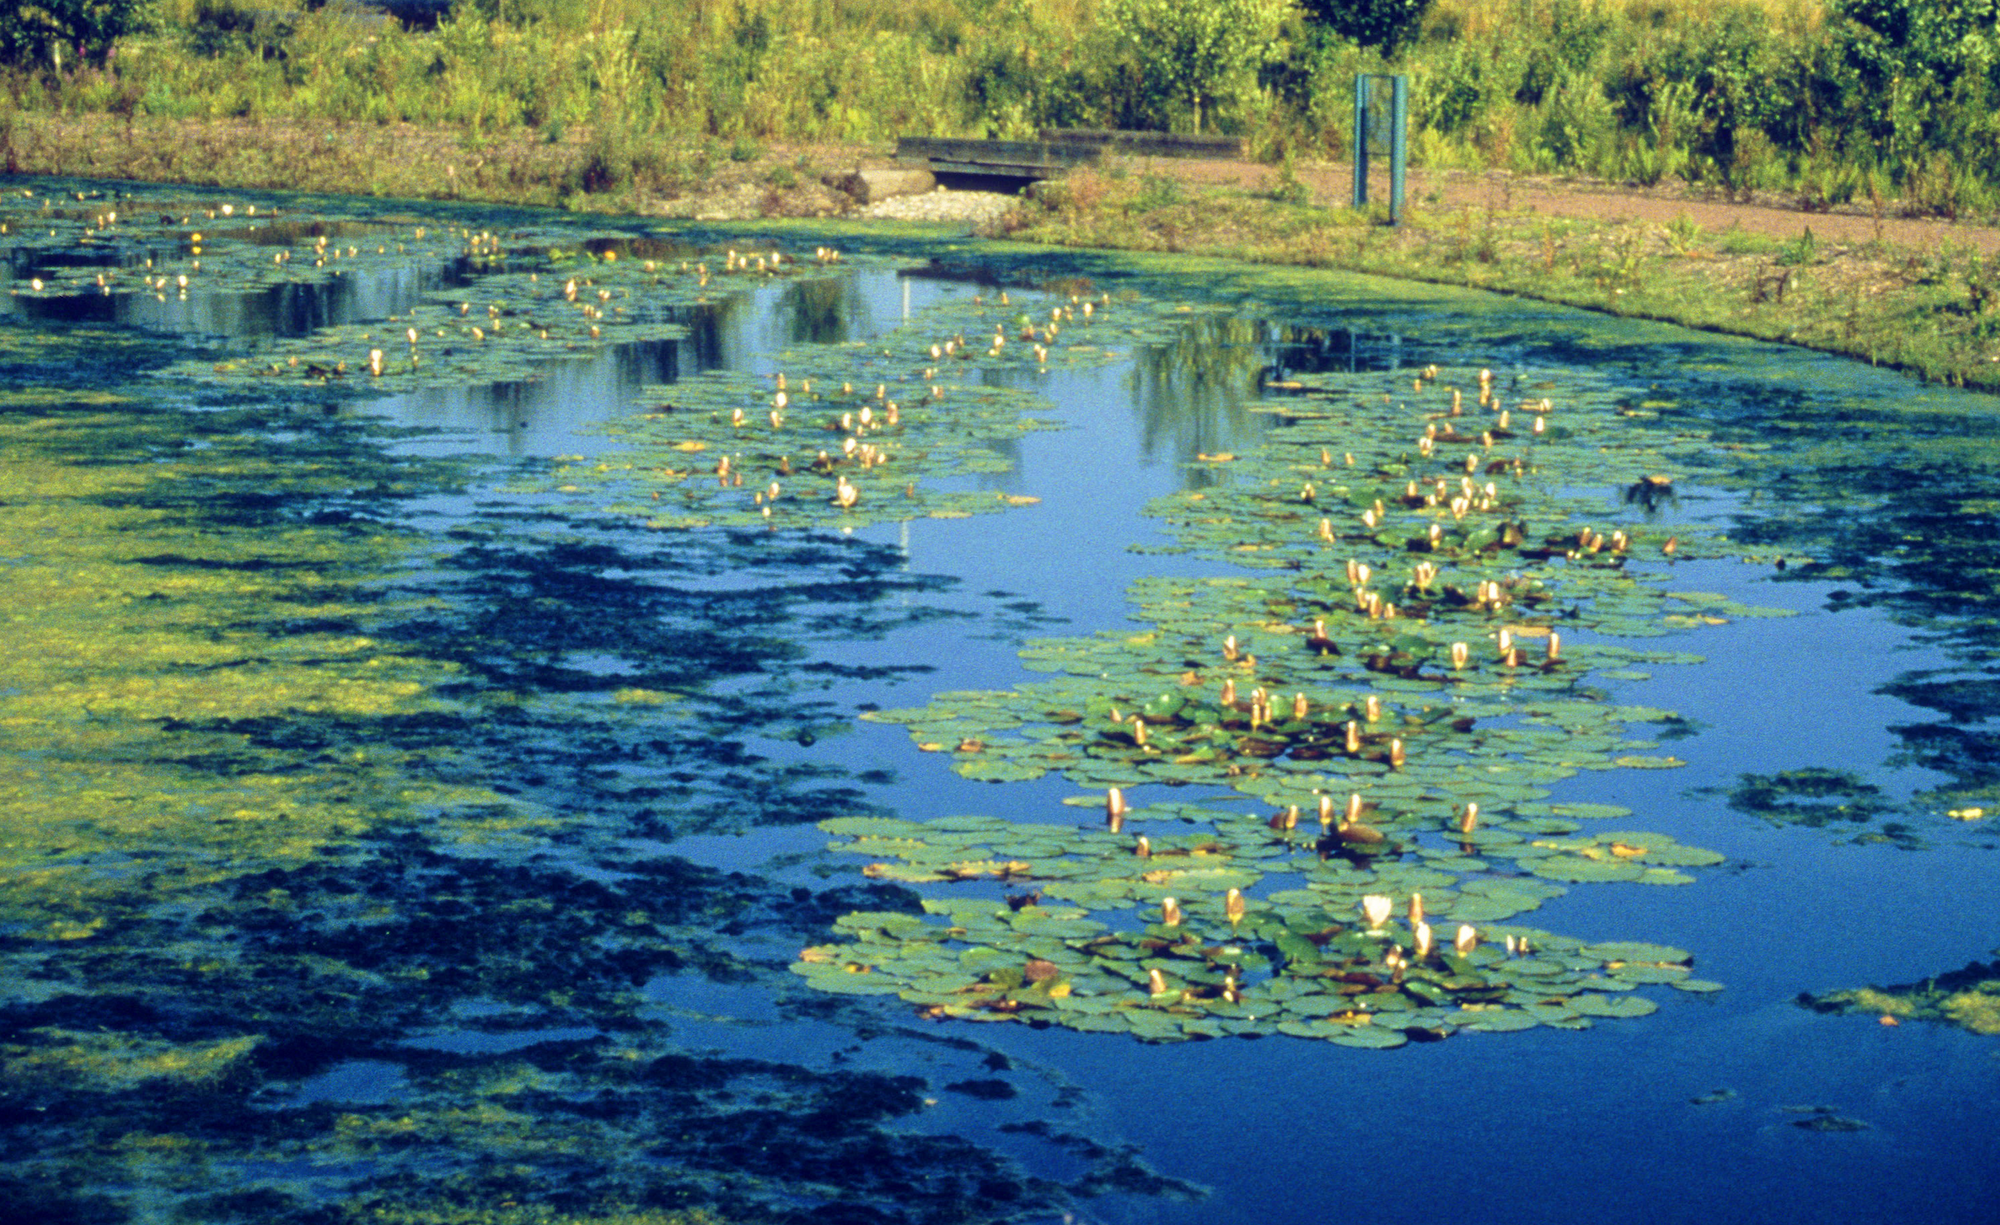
[0,0,1997,386]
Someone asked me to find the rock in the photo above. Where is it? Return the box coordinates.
[863,189,1019,227]
[833,166,936,204]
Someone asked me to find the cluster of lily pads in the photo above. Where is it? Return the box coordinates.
[564,290,1236,530]
[797,362,1779,1044]
[161,238,871,392]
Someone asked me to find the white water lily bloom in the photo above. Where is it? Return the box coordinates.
[1362,895,1392,929]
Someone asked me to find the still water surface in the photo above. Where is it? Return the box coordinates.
[1,184,1995,1225]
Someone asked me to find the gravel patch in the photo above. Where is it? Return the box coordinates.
[863,188,1021,226]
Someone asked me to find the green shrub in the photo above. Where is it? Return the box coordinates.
[0,0,148,70]
[1101,0,1285,132]
[1298,0,1432,54]
[1533,66,1614,173]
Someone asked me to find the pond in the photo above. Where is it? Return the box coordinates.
[2,180,1997,1225]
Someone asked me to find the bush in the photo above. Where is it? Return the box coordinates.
[1101,0,1286,132]
[0,0,149,70]
[1298,0,1432,55]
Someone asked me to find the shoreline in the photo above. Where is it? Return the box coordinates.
[5,113,1997,392]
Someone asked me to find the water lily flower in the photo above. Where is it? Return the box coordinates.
[1318,794,1335,830]
[1409,892,1424,927]
[1225,888,1246,927]
[1160,897,1183,926]
[1390,738,1406,769]
[1365,695,1381,723]
[1292,692,1309,721]
[1450,642,1470,670]
[1459,802,1479,834]
[1546,632,1561,663]
[1454,924,1478,955]
[1414,921,1434,959]
[1148,968,1170,996]
[1345,721,1361,754]
[1362,895,1392,929]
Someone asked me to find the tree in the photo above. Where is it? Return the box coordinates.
[1838,0,1999,90]
[1101,0,1284,133]
[0,0,148,72]
[1297,0,1433,56]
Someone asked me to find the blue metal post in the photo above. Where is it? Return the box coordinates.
[1354,74,1409,223]
[1390,74,1408,225]
[1352,78,1369,209]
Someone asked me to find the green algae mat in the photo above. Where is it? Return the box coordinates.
[5,183,2000,1225]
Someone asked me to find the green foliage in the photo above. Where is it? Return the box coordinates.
[177,0,297,59]
[0,0,148,69]
[1298,0,1432,54]
[0,0,1995,218]
[1101,0,1284,132]
[1838,0,2000,92]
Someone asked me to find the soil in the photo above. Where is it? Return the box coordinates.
[1160,155,2000,254]
[733,141,2000,255]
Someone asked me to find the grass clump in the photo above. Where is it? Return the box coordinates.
[1005,164,2000,392]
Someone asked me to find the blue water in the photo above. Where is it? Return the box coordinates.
[7,188,1998,1225]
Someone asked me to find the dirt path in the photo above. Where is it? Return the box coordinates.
[1119,155,2000,255]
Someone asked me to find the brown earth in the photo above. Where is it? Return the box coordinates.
[1109,154,2000,255]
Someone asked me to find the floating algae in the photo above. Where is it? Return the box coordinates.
[1801,958,2000,1035]
[0,189,1207,1225]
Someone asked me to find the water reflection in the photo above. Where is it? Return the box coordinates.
[1125,318,1420,485]
[1266,324,1412,377]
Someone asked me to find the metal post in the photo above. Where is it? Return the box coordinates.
[1352,78,1369,210]
[1389,74,1408,226]
[1354,74,1409,224]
